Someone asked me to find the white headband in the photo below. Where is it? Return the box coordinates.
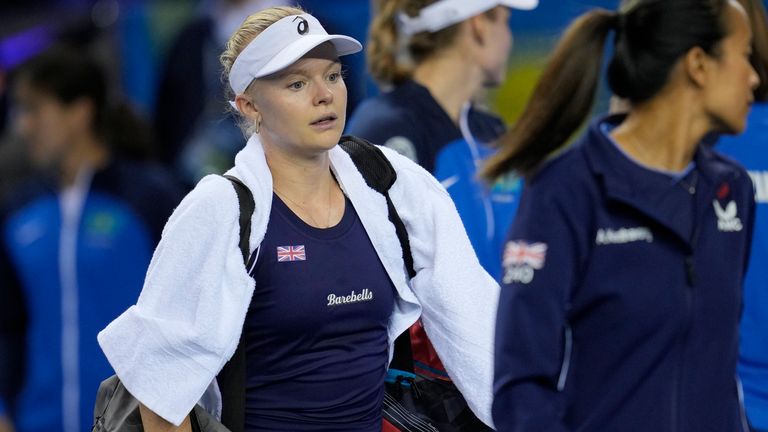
[228,13,362,95]
[397,0,539,36]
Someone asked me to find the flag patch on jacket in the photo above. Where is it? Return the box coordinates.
[502,241,547,284]
[503,241,547,269]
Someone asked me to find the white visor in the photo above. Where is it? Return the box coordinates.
[228,13,362,95]
[398,0,539,36]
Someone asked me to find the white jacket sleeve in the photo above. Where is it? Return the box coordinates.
[97,175,256,426]
[382,147,500,427]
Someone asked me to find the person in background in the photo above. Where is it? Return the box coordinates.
[715,1,768,430]
[348,0,537,280]
[486,0,759,430]
[0,48,184,432]
[98,6,499,432]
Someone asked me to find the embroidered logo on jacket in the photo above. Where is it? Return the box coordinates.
[502,241,547,284]
[713,200,743,232]
[327,289,374,306]
[277,245,306,262]
[595,227,653,245]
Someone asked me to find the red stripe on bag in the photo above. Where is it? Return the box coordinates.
[382,419,401,432]
[410,320,450,381]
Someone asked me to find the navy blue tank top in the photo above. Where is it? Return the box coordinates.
[243,193,396,431]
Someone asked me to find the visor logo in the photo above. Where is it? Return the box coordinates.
[293,16,309,35]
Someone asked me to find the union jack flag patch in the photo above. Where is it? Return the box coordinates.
[277,245,306,262]
[503,241,547,270]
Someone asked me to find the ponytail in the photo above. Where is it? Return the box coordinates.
[368,0,462,86]
[368,0,412,85]
[483,10,617,180]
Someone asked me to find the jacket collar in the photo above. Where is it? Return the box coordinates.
[582,115,737,247]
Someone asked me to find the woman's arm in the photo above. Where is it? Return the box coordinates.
[139,404,191,432]
[491,174,592,432]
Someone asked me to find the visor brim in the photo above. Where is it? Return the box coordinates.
[255,34,362,79]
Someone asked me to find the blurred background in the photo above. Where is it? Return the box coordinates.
[0,0,619,146]
[0,0,632,194]
[2,2,766,432]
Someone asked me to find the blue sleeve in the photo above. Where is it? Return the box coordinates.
[0,230,26,412]
[493,181,588,432]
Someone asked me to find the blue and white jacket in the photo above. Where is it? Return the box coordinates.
[0,160,183,432]
[348,80,520,279]
[493,115,754,432]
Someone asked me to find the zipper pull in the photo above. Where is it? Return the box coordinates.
[685,255,696,286]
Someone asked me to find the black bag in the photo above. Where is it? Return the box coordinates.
[383,367,493,432]
[91,375,229,432]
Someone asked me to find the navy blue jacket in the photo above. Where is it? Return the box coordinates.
[493,115,755,432]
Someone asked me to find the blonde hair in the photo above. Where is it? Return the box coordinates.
[367,0,498,86]
[220,6,305,134]
[221,6,306,83]
[368,0,459,86]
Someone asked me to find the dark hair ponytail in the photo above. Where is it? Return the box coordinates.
[608,0,725,103]
[482,10,616,179]
[483,0,728,180]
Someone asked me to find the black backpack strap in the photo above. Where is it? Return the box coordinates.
[338,136,416,373]
[223,175,254,264]
[216,174,254,432]
[338,135,416,279]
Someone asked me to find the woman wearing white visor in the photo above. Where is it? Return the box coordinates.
[350,0,537,284]
[98,6,499,432]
